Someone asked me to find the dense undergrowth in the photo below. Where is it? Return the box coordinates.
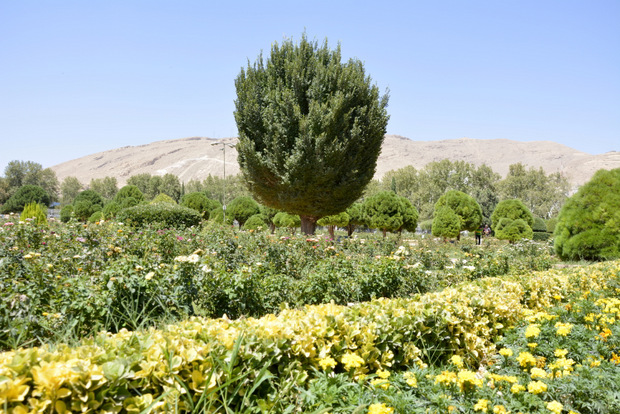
[0,217,556,350]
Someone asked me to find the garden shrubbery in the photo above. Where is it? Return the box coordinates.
[116,203,202,228]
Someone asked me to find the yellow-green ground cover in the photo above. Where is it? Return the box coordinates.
[1,261,619,413]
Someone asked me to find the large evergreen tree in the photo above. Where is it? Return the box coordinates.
[434,190,482,240]
[234,34,389,234]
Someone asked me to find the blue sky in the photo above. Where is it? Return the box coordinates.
[1,0,618,172]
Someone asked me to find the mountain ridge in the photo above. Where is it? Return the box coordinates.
[50,135,620,189]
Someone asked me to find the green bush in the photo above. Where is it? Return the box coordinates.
[60,204,74,223]
[434,190,482,236]
[114,185,145,206]
[1,185,50,213]
[88,211,104,223]
[273,212,301,232]
[73,200,101,221]
[495,218,533,243]
[554,168,620,261]
[532,231,550,241]
[432,206,461,240]
[227,196,260,227]
[243,214,268,231]
[181,192,221,219]
[102,201,121,219]
[491,199,534,229]
[19,202,47,225]
[74,189,104,209]
[150,193,176,204]
[532,217,547,232]
[116,203,202,228]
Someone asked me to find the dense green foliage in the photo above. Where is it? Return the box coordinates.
[114,185,145,207]
[127,173,182,201]
[102,201,121,219]
[60,176,83,205]
[397,196,418,233]
[1,160,59,204]
[19,202,47,225]
[317,211,350,239]
[432,206,461,240]
[116,203,202,228]
[89,176,119,200]
[180,192,221,219]
[242,214,268,231]
[555,168,620,261]
[491,199,534,230]
[363,191,406,237]
[60,204,74,223]
[495,218,534,243]
[151,193,177,204]
[434,190,482,239]
[234,34,389,234]
[1,184,50,213]
[273,212,301,232]
[226,196,260,226]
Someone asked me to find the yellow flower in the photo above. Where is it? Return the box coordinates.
[499,348,513,357]
[554,349,568,358]
[367,403,394,414]
[599,328,612,341]
[528,342,538,350]
[611,352,620,364]
[450,355,464,368]
[457,370,483,391]
[555,322,573,336]
[546,400,563,414]
[370,378,390,390]
[530,367,548,379]
[525,324,541,338]
[511,384,526,394]
[516,352,537,368]
[493,405,508,414]
[474,399,490,412]
[527,380,548,394]
[318,357,337,371]
[376,369,391,379]
[435,370,457,386]
[403,372,417,387]
[341,352,364,371]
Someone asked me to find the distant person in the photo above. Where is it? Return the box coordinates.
[484,224,491,237]
[475,225,483,245]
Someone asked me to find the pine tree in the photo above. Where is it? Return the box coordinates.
[234,34,389,235]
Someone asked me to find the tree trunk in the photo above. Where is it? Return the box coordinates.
[300,215,318,235]
[382,228,387,238]
[347,225,355,237]
[269,222,275,234]
[328,225,335,240]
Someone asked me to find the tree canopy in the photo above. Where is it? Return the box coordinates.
[554,168,620,261]
[434,190,482,239]
[234,34,389,234]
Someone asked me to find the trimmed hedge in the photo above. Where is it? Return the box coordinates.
[116,203,202,228]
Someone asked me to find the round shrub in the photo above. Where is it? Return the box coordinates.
[151,193,177,204]
[88,211,104,223]
[491,199,534,230]
[116,203,202,228]
[102,202,121,219]
[73,200,102,222]
[554,168,620,261]
[495,218,533,243]
[114,185,145,205]
[74,190,104,209]
[60,205,74,223]
[432,206,461,240]
[532,217,547,233]
[434,190,482,235]
[1,185,50,213]
[227,196,260,227]
[180,192,221,219]
[243,214,268,231]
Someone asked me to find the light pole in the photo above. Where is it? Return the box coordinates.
[211,142,235,224]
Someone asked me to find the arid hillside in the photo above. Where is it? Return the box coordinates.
[51,135,620,189]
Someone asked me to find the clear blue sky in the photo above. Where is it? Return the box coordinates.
[1,0,618,172]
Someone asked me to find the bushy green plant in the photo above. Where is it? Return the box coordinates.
[59,204,74,223]
[554,168,620,261]
[113,185,145,206]
[116,203,202,228]
[102,201,121,219]
[491,199,534,229]
[432,206,461,240]
[434,190,482,239]
[243,214,268,231]
[1,185,49,213]
[73,200,101,221]
[495,218,533,243]
[19,202,47,225]
[180,192,221,219]
[73,189,104,208]
[363,191,404,237]
[88,211,104,223]
[227,196,260,227]
[150,193,176,204]
[318,211,350,239]
[273,212,301,233]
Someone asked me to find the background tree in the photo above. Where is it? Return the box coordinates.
[3,160,59,201]
[243,214,268,232]
[434,190,482,241]
[72,190,105,221]
[273,212,301,234]
[127,174,152,197]
[61,176,83,205]
[491,199,534,231]
[89,177,118,200]
[0,177,12,205]
[151,193,177,204]
[494,218,533,243]
[180,192,221,219]
[234,34,389,234]
[227,196,260,227]
[317,211,350,240]
[397,196,419,234]
[554,168,620,261]
[532,217,550,241]
[114,185,145,208]
[259,205,280,234]
[1,185,50,213]
[363,191,403,237]
[345,202,365,237]
[432,206,461,241]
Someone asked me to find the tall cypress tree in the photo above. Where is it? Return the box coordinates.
[234,34,389,234]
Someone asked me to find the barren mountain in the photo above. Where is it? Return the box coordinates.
[51,135,620,189]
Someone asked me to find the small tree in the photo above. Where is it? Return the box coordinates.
[151,193,177,204]
[397,196,419,234]
[243,214,268,232]
[20,202,47,225]
[234,34,389,234]
[114,185,145,206]
[554,168,620,261]
[181,192,221,219]
[227,196,260,227]
[434,190,482,240]
[259,205,279,234]
[495,218,533,243]
[491,199,534,230]
[273,212,301,235]
[363,191,403,237]
[432,206,461,241]
[345,202,365,237]
[317,211,350,240]
[1,185,50,213]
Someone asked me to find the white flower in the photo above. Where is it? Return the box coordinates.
[201,264,212,273]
